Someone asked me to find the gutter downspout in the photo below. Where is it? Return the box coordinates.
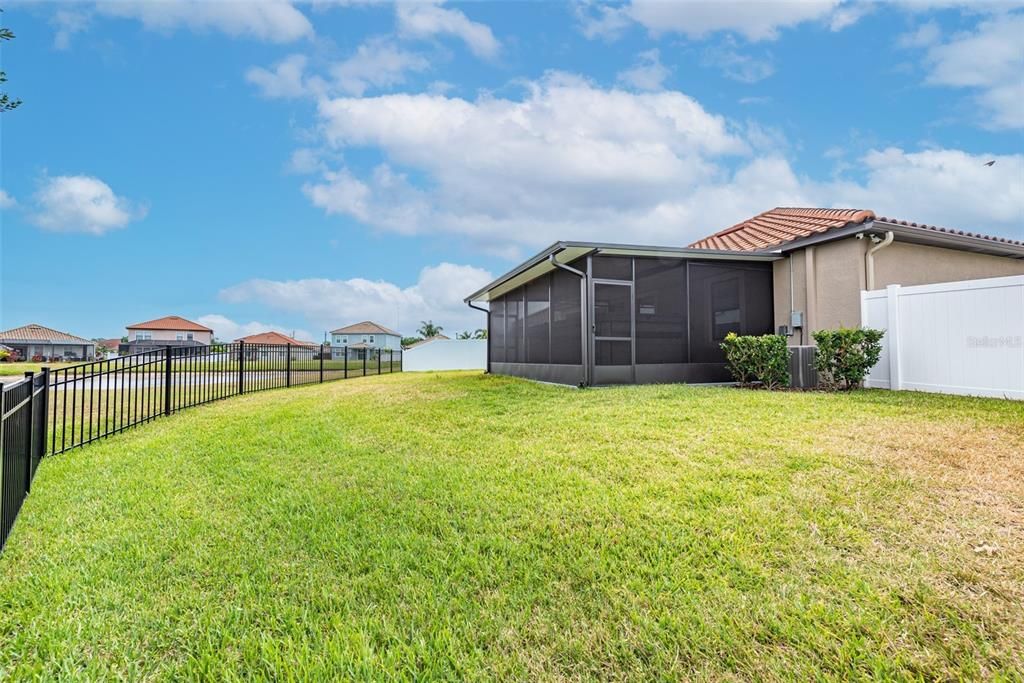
[865,231,894,291]
[467,301,490,374]
[549,254,589,387]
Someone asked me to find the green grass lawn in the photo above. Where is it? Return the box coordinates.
[1,372,1022,680]
[0,362,83,376]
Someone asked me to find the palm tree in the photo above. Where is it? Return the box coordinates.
[418,320,443,338]
[473,328,487,340]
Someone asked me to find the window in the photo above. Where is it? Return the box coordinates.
[550,269,581,364]
[688,262,773,363]
[137,332,152,341]
[187,332,194,341]
[526,276,550,364]
[370,335,375,343]
[176,333,185,341]
[635,258,687,364]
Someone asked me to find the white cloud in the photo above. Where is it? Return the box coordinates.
[29,174,146,235]
[395,1,500,59]
[829,147,1024,233]
[330,38,431,96]
[218,262,494,335]
[304,73,753,252]
[51,9,91,49]
[246,54,311,98]
[246,39,430,100]
[702,42,775,83]
[94,0,313,43]
[196,314,314,343]
[897,20,941,49]
[917,13,1024,129]
[582,0,846,42]
[616,49,670,91]
[293,71,1024,248]
[0,189,15,209]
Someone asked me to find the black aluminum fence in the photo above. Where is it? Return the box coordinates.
[1,373,47,551]
[0,342,401,551]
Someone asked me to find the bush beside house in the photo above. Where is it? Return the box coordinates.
[720,333,790,390]
[812,328,885,390]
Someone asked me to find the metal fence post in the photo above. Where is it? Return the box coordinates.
[24,372,34,494]
[378,350,381,375]
[238,341,246,395]
[40,367,50,460]
[286,343,292,388]
[363,349,367,377]
[319,344,325,383]
[164,347,173,416]
[344,346,348,379]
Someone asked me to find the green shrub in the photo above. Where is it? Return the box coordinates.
[812,327,885,390]
[719,333,790,390]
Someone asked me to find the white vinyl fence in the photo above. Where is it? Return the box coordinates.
[861,275,1024,399]
[402,339,486,372]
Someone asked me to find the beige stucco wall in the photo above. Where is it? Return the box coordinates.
[873,241,1024,287]
[129,329,213,344]
[773,236,1024,344]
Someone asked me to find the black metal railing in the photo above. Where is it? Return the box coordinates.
[1,373,47,551]
[0,342,401,551]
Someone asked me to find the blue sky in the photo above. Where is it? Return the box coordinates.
[1,0,1022,341]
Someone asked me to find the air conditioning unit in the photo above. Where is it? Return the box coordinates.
[789,346,818,389]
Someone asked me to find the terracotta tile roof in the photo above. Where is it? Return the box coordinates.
[331,321,401,336]
[236,331,316,346]
[0,323,94,345]
[875,216,1024,247]
[126,316,213,332]
[98,338,122,349]
[689,207,876,251]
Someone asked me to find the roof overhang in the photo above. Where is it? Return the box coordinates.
[464,241,780,303]
[771,220,1024,259]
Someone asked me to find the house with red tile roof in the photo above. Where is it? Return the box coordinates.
[689,207,1024,344]
[123,316,214,354]
[464,206,1024,387]
[235,331,315,346]
[329,321,402,361]
[0,324,96,361]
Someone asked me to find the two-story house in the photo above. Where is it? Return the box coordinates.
[122,316,214,355]
[330,321,402,360]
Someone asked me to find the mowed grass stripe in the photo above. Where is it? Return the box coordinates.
[1,372,1022,680]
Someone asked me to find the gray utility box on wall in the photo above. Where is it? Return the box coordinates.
[789,346,818,389]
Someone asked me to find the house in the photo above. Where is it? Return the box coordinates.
[0,324,96,361]
[122,316,214,355]
[235,331,320,360]
[688,207,1024,346]
[330,321,402,360]
[464,207,1024,386]
[96,338,123,359]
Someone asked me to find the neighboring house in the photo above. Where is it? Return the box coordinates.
[464,206,1024,387]
[96,338,123,360]
[0,324,96,361]
[404,334,450,350]
[235,331,319,360]
[122,316,214,355]
[330,321,402,360]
